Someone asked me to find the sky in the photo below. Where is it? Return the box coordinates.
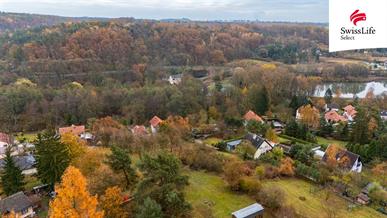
[0,0,328,22]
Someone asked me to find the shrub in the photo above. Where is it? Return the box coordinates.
[180,145,224,173]
[255,186,285,210]
[264,165,280,179]
[224,160,253,191]
[255,166,265,179]
[239,177,262,195]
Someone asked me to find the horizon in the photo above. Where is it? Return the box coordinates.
[0,0,328,23]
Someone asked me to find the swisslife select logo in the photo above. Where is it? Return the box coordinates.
[340,9,376,40]
[329,0,387,52]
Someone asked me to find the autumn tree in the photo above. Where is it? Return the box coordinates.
[60,132,86,162]
[106,146,136,188]
[100,186,128,218]
[298,104,320,129]
[135,153,191,217]
[248,85,270,115]
[265,128,279,143]
[1,147,25,195]
[35,131,70,189]
[224,160,252,190]
[279,157,295,176]
[49,166,104,218]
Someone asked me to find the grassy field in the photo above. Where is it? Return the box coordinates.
[203,137,222,146]
[263,178,384,218]
[185,170,256,218]
[15,132,38,142]
[316,136,347,148]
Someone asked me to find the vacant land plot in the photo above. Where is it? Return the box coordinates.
[263,178,384,218]
[316,136,347,148]
[185,170,256,218]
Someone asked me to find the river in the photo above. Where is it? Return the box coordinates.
[313,81,387,98]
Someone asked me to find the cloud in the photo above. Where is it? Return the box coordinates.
[0,0,328,22]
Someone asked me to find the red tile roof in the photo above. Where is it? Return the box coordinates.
[243,110,263,122]
[58,125,85,136]
[325,110,347,122]
[344,105,357,117]
[149,116,163,127]
[132,125,148,136]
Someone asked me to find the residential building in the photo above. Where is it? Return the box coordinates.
[343,105,357,122]
[167,74,183,85]
[0,133,13,156]
[325,103,340,112]
[131,125,148,136]
[325,110,347,123]
[0,154,37,175]
[322,145,363,173]
[245,133,275,159]
[232,203,264,218]
[243,110,264,124]
[149,116,163,134]
[0,192,35,217]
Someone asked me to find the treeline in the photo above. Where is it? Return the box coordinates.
[0,20,327,84]
[0,63,321,132]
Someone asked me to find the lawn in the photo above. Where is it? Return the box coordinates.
[203,137,222,146]
[185,170,256,218]
[263,178,384,218]
[316,136,347,148]
[15,132,38,142]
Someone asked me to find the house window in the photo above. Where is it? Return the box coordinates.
[21,207,29,215]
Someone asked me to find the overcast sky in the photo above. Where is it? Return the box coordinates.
[0,0,328,22]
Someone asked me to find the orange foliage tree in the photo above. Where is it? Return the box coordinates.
[279,157,295,176]
[100,186,128,218]
[49,166,104,218]
[60,132,87,161]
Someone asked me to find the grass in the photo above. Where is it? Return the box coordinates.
[185,170,255,218]
[316,136,347,148]
[203,137,222,146]
[15,132,38,142]
[263,178,384,218]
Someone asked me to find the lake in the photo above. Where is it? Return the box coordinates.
[314,81,387,98]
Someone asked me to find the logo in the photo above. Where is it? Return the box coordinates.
[350,9,366,26]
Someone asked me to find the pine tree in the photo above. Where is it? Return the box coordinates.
[135,153,191,217]
[106,146,136,188]
[324,88,333,104]
[34,130,70,189]
[1,147,25,196]
[49,166,104,218]
[136,197,163,218]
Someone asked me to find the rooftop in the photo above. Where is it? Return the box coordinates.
[0,192,32,214]
[232,203,264,218]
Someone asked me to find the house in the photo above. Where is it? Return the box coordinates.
[325,110,347,123]
[0,192,35,217]
[149,116,163,134]
[325,103,340,112]
[58,125,85,136]
[131,125,148,136]
[356,193,371,205]
[0,154,37,175]
[167,74,183,85]
[266,118,284,134]
[277,143,292,154]
[231,203,264,218]
[245,133,275,159]
[343,105,357,122]
[380,111,387,121]
[322,145,362,172]
[243,110,264,124]
[226,139,242,151]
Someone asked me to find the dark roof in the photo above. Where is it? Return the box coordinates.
[0,155,36,171]
[232,203,264,218]
[381,111,387,116]
[0,192,32,213]
[245,133,272,149]
[277,143,292,154]
[327,103,340,109]
[322,145,360,170]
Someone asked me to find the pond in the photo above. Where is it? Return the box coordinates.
[313,81,387,98]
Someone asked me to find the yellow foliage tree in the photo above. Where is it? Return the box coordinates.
[298,104,320,129]
[60,132,86,161]
[49,166,104,218]
[100,186,128,218]
[265,128,279,143]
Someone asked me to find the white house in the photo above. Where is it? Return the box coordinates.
[167,74,183,85]
[245,133,275,159]
[322,145,362,173]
